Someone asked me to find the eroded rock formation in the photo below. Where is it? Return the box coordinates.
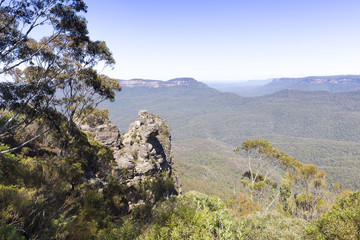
[81,120,121,149]
[113,110,174,184]
[81,110,181,195]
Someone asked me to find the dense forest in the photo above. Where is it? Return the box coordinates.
[103,82,360,194]
[1,1,360,239]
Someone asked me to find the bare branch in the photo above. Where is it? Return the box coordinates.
[1,29,62,74]
[0,126,53,154]
[0,0,54,60]
[265,190,280,213]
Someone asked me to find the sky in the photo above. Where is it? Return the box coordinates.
[84,0,360,82]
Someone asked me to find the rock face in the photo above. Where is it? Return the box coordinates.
[82,109,181,195]
[113,110,174,185]
[81,121,121,149]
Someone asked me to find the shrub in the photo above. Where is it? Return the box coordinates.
[306,191,360,239]
[140,191,243,240]
[240,211,309,239]
[0,219,24,240]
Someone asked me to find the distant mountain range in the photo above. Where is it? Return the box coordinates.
[119,77,208,88]
[208,75,360,96]
[102,76,360,196]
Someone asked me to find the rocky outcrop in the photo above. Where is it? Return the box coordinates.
[113,110,175,185]
[82,110,181,195]
[81,121,121,149]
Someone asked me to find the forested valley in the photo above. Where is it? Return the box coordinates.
[1,1,360,239]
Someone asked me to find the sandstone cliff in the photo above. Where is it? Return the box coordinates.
[119,77,208,88]
[81,109,181,196]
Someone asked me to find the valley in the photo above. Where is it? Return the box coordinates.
[102,77,360,198]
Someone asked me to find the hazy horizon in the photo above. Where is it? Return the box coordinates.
[117,74,360,84]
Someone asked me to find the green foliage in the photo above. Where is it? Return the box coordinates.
[0,119,120,239]
[139,192,243,240]
[278,172,297,216]
[94,219,142,240]
[82,188,106,222]
[250,180,267,191]
[298,164,319,179]
[0,0,91,150]
[235,139,300,211]
[6,34,120,127]
[0,219,24,240]
[0,124,349,240]
[102,180,129,216]
[83,108,110,127]
[0,185,39,237]
[0,0,88,73]
[240,211,310,239]
[295,164,328,220]
[296,193,317,210]
[270,135,360,189]
[238,139,273,154]
[0,0,121,156]
[306,191,360,239]
[238,139,301,171]
[226,193,260,217]
[0,144,24,185]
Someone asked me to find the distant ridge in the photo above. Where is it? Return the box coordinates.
[119,77,208,88]
[272,75,360,83]
[207,75,360,97]
[118,75,360,96]
[255,75,360,96]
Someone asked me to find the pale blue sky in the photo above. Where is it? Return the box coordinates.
[85,0,360,82]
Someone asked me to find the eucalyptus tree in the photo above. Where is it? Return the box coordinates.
[234,139,301,212]
[295,163,328,220]
[0,0,88,74]
[0,0,121,153]
[235,139,331,218]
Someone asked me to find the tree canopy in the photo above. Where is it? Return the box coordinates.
[0,0,88,74]
[0,0,121,153]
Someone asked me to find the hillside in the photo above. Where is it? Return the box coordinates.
[221,75,360,96]
[102,78,360,195]
[173,138,246,198]
[207,79,272,96]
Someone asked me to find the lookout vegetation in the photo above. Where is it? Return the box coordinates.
[1,1,360,239]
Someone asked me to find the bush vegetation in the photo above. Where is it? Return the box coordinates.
[3,128,357,239]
